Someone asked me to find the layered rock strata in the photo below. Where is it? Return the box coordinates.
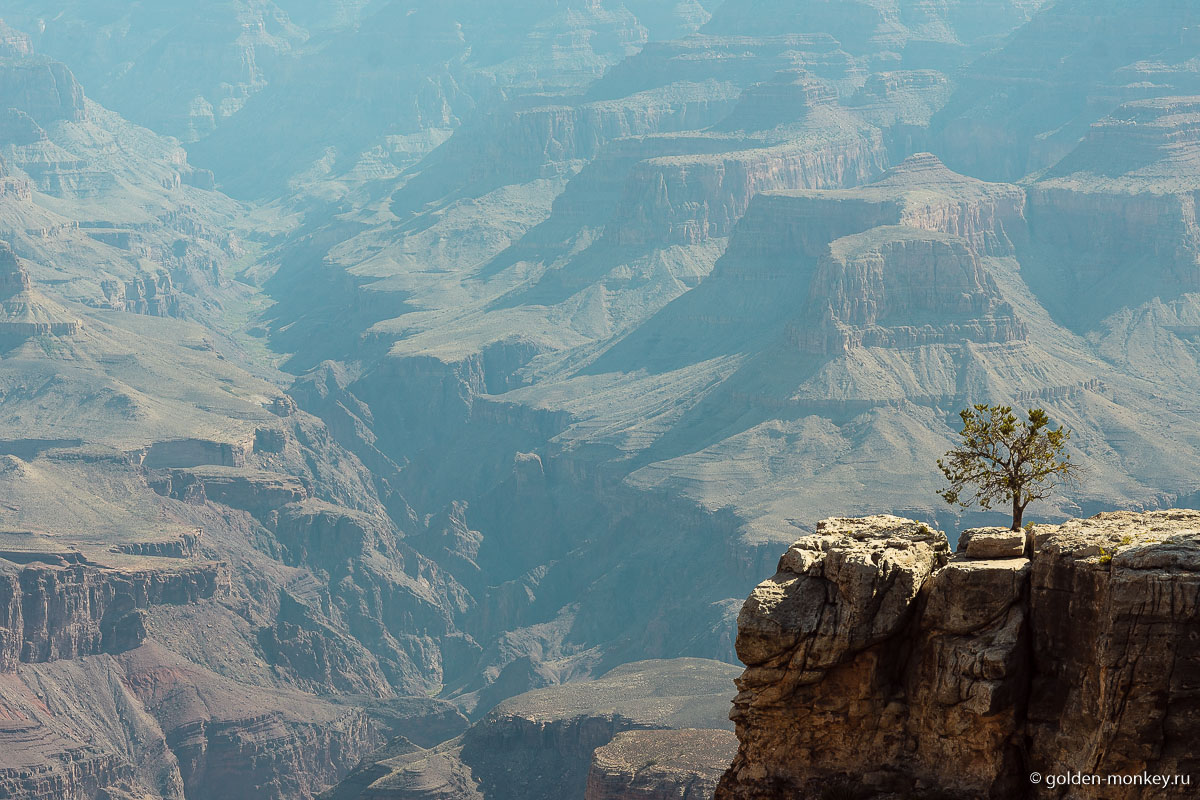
[0,241,81,338]
[329,658,740,800]
[585,728,738,800]
[796,226,1026,354]
[1024,97,1200,323]
[0,642,378,800]
[717,511,1200,800]
[0,557,228,670]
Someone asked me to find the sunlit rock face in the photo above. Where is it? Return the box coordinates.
[718,512,1200,800]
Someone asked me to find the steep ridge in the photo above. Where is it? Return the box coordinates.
[0,30,490,799]
[0,558,227,668]
[717,512,1200,799]
[1,642,378,800]
[187,0,719,199]
[0,40,247,329]
[560,155,1100,513]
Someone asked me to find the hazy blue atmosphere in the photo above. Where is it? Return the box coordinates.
[0,2,1197,799]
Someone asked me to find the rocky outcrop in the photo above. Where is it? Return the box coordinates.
[592,153,1033,381]
[607,117,888,246]
[330,659,739,800]
[100,271,182,317]
[0,241,81,338]
[795,226,1027,354]
[0,731,140,800]
[713,71,839,132]
[151,466,309,517]
[414,82,741,195]
[770,153,1029,257]
[585,729,738,800]
[113,530,203,560]
[717,511,1200,799]
[121,644,379,800]
[0,558,229,671]
[139,438,253,469]
[0,56,86,127]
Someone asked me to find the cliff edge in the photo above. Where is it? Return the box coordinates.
[716,511,1200,800]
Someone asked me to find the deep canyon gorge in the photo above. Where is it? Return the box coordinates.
[0,1,1198,798]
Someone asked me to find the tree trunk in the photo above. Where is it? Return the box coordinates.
[1011,498,1023,530]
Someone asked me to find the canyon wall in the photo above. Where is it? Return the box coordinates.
[0,559,228,670]
[717,512,1200,799]
[327,658,739,800]
[584,729,738,800]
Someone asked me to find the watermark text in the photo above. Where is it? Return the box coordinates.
[1029,771,1191,790]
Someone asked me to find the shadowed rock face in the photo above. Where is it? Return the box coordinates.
[0,558,228,669]
[717,511,1200,800]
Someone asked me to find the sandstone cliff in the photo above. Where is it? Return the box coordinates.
[0,557,227,670]
[717,512,1200,799]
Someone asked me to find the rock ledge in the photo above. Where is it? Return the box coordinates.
[717,510,1200,800]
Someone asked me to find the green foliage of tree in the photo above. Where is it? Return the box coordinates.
[937,404,1078,530]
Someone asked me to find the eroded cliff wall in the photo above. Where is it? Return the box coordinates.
[717,512,1200,800]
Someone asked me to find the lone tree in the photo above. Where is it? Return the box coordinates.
[938,404,1077,530]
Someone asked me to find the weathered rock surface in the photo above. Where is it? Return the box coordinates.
[585,728,738,800]
[0,641,379,800]
[120,643,379,800]
[0,557,228,671]
[329,658,740,800]
[0,241,81,339]
[797,226,1026,354]
[960,526,1027,559]
[0,55,86,127]
[717,511,1200,799]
